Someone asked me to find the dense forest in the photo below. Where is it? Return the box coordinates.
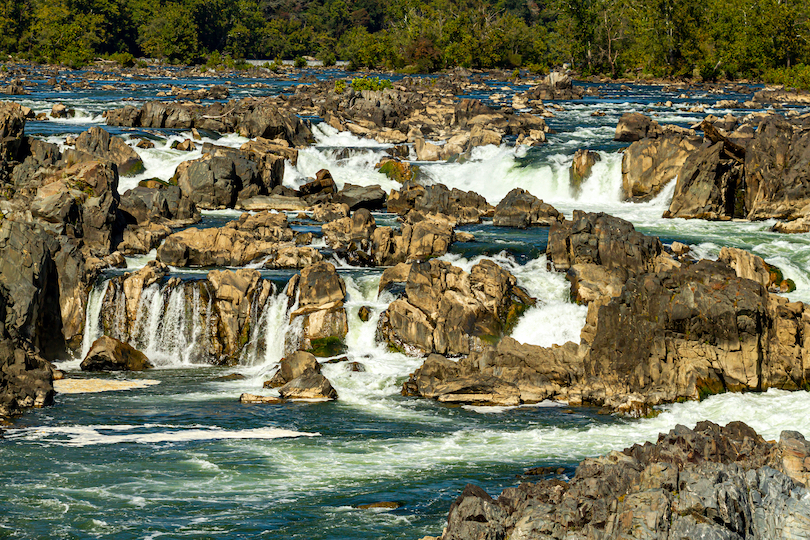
[0,0,807,84]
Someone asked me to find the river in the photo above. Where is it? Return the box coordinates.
[1,67,809,539]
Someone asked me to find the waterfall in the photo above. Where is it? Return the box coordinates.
[80,279,112,359]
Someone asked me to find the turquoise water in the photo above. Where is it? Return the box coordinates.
[1,68,810,539]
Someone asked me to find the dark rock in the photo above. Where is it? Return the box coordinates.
[358,306,371,322]
[332,183,386,211]
[74,127,145,177]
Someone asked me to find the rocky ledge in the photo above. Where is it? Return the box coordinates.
[425,421,810,540]
[399,211,809,415]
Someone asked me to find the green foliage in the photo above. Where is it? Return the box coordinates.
[350,76,392,91]
[110,51,135,68]
[0,0,801,77]
[294,55,307,68]
[334,79,347,93]
[307,336,347,357]
[764,65,810,90]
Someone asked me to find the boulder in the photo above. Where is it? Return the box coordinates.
[547,211,664,274]
[745,115,810,221]
[0,339,54,418]
[372,211,456,266]
[377,259,535,356]
[493,188,562,228]
[614,112,661,142]
[322,208,376,252]
[387,182,492,224]
[279,371,338,400]
[664,142,744,220]
[286,262,349,357]
[74,127,145,176]
[80,336,153,371]
[299,169,337,197]
[174,145,273,209]
[119,184,199,227]
[332,183,386,211]
[157,211,294,267]
[569,149,600,197]
[621,135,701,201]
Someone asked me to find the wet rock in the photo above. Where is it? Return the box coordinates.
[356,501,402,510]
[239,393,286,404]
[377,259,535,356]
[0,340,54,418]
[73,127,145,177]
[80,336,153,371]
[358,306,371,322]
[279,371,338,400]
[569,149,600,197]
[493,188,562,228]
[621,134,701,201]
[286,262,349,357]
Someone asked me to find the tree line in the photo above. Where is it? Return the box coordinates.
[0,0,807,84]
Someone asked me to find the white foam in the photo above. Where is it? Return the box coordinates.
[5,424,319,447]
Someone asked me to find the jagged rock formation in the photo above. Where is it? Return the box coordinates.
[377,259,535,357]
[430,422,810,540]
[285,261,349,357]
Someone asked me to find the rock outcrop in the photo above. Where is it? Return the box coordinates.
[157,211,307,267]
[492,188,562,228]
[377,259,535,356]
[72,127,145,177]
[435,422,810,540]
[80,335,153,371]
[387,182,492,224]
[106,97,312,147]
[285,262,349,357]
[263,350,338,400]
[622,134,701,201]
[174,144,286,209]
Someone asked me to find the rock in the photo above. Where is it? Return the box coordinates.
[614,112,661,142]
[621,134,701,201]
[311,202,349,223]
[175,145,280,209]
[172,139,196,152]
[664,142,744,220]
[745,115,810,221]
[322,208,376,252]
[377,259,535,356]
[569,149,600,197]
[437,422,810,540]
[279,371,338,400]
[387,182,492,225]
[286,262,349,357]
[547,211,664,274]
[265,350,322,387]
[119,184,199,227]
[51,103,73,119]
[207,268,266,362]
[239,393,286,404]
[493,188,562,228]
[356,501,402,510]
[74,127,145,176]
[0,340,54,418]
[0,220,65,358]
[332,183,386,211]
[157,211,294,267]
[80,336,153,371]
[299,169,337,197]
[377,158,419,183]
[237,195,308,212]
[372,211,456,266]
[358,306,371,322]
